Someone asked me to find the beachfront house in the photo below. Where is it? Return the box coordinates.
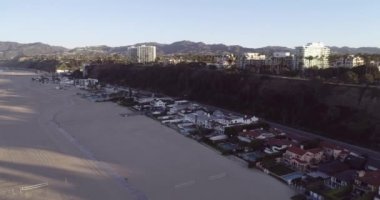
[326,169,356,189]
[184,110,213,128]
[208,120,227,134]
[237,130,262,143]
[167,100,190,114]
[238,129,276,143]
[353,170,380,197]
[150,99,166,108]
[313,160,355,189]
[320,141,349,161]
[318,160,351,176]
[282,146,324,172]
[264,138,294,154]
[213,113,259,127]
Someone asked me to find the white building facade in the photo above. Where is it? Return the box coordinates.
[295,42,330,69]
[127,45,157,63]
[238,53,266,69]
[266,52,296,72]
[334,55,365,68]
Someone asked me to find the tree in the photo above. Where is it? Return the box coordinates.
[306,56,314,68]
[360,73,374,84]
[342,71,359,84]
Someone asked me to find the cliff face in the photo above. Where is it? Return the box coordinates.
[326,85,380,115]
[87,64,380,149]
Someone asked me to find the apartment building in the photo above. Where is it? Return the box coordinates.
[295,42,330,69]
[127,45,157,63]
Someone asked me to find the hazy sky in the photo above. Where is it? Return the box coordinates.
[0,0,379,48]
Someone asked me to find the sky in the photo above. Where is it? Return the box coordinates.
[0,0,379,48]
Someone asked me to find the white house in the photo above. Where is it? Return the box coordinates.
[213,54,235,68]
[184,110,213,128]
[283,146,324,172]
[265,52,296,71]
[238,53,266,69]
[334,55,365,68]
[213,114,259,127]
[150,99,166,109]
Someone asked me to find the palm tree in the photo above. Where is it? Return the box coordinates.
[306,56,314,68]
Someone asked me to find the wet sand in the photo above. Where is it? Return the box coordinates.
[0,69,295,200]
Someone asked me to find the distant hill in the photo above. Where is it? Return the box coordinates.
[1,41,380,59]
[111,40,293,55]
[329,46,380,55]
[110,41,294,55]
[0,42,67,59]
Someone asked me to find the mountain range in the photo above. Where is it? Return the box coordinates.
[1,40,380,60]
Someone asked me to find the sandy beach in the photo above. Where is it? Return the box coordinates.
[0,69,295,200]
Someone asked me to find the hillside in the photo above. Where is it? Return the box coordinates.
[0,42,67,59]
[329,46,380,55]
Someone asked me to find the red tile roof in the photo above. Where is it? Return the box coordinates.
[287,146,307,156]
[286,146,322,156]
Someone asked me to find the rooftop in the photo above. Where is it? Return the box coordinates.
[357,170,380,186]
[333,170,357,183]
[286,146,307,156]
[318,160,350,176]
[286,146,322,156]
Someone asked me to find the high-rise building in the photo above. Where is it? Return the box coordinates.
[127,45,157,63]
[295,42,330,69]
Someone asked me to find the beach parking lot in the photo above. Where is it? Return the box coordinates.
[0,68,294,200]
